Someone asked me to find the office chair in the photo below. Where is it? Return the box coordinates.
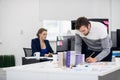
[23,48,32,57]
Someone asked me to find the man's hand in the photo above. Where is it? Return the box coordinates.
[86,57,97,63]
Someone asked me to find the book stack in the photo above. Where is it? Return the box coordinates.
[75,54,84,65]
[58,51,84,68]
[58,52,65,67]
[66,51,70,67]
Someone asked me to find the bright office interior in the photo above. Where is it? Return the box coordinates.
[0,0,120,80]
[0,0,120,67]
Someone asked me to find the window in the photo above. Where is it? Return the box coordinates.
[43,20,71,41]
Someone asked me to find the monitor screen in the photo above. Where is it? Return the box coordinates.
[117,29,120,48]
[111,31,117,47]
[56,35,87,54]
[56,36,75,52]
[71,20,76,30]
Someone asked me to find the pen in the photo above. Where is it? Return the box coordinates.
[86,52,95,63]
[89,52,94,57]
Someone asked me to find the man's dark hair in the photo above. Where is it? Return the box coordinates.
[75,17,90,29]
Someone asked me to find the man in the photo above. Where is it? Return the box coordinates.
[75,17,112,63]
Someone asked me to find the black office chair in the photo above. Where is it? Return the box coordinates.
[23,48,32,57]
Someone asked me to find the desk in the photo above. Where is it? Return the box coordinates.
[0,68,6,80]
[4,62,120,80]
[22,57,53,65]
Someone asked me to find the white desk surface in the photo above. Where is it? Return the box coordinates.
[4,61,120,76]
[24,56,53,59]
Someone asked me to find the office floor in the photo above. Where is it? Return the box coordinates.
[0,69,6,80]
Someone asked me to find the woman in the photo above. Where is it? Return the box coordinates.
[31,28,54,57]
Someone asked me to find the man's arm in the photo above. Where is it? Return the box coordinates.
[75,34,82,53]
[95,36,112,61]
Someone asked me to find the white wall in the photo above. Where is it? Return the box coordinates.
[0,0,120,65]
[0,0,40,65]
[39,0,110,20]
[111,0,120,31]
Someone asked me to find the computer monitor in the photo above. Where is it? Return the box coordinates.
[111,31,117,47]
[56,36,75,52]
[71,20,76,30]
[117,29,120,48]
[56,35,87,54]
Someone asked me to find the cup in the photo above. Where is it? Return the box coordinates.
[34,52,40,60]
[115,57,120,65]
[53,55,58,62]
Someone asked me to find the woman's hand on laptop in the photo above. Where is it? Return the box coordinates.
[45,53,53,57]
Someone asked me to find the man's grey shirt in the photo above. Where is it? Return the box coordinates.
[75,21,112,61]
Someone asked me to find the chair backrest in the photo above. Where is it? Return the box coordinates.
[23,48,32,57]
